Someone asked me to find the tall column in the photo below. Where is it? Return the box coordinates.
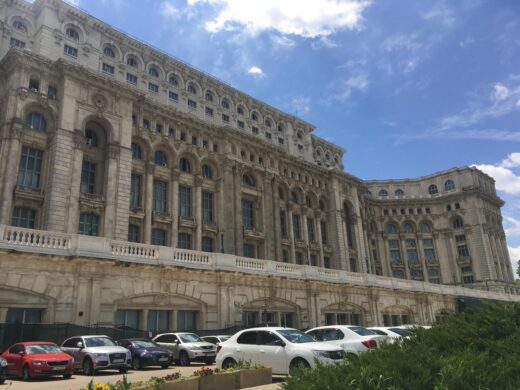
[399,236,410,279]
[352,195,368,273]
[143,162,154,244]
[233,164,243,255]
[194,175,203,251]
[0,121,22,225]
[417,235,428,281]
[113,145,132,241]
[330,178,347,270]
[287,202,296,263]
[377,234,391,277]
[263,173,275,260]
[315,211,325,267]
[302,206,309,264]
[489,234,503,281]
[171,171,179,248]
[222,159,235,254]
[272,178,282,261]
[64,130,84,233]
[217,177,225,253]
[103,143,120,238]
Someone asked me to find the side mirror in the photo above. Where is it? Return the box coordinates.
[274,340,286,347]
[76,341,84,349]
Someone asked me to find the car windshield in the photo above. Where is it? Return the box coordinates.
[85,337,116,347]
[26,344,61,354]
[277,329,315,344]
[133,340,159,348]
[220,336,230,342]
[179,334,202,343]
[349,326,377,336]
[389,328,413,336]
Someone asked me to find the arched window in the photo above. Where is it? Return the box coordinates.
[202,164,212,179]
[297,130,304,139]
[428,184,438,195]
[169,75,178,86]
[379,189,388,197]
[265,119,272,128]
[131,143,142,160]
[278,188,285,200]
[251,112,258,121]
[419,222,432,233]
[179,158,191,173]
[386,223,398,234]
[395,189,404,198]
[237,106,244,115]
[291,191,299,204]
[13,20,28,33]
[187,83,197,95]
[148,67,159,78]
[25,112,47,132]
[403,223,414,233]
[103,46,115,58]
[85,129,98,147]
[319,199,326,211]
[66,27,80,41]
[221,99,230,109]
[205,92,214,102]
[453,217,464,229]
[278,124,284,132]
[154,151,168,166]
[306,196,313,208]
[127,56,138,68]
[445,180,455,191]
[243,174,255,187]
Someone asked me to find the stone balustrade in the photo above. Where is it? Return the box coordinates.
[0,225,519,303]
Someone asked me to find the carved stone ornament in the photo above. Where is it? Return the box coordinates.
[92,93,107,111]
[153,294,170,306]
[18,88,28,100]
[73,129,86,149]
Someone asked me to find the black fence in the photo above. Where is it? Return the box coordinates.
[0,323,246,351]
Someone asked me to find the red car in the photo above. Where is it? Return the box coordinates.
[1,342,75,381]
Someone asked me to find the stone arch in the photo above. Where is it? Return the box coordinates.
[0,286,57,323]
[241,297,303,327]
[166,71,184,88]
[124,52,144,71]
[22,102,57,132]
[178,150,200,173]
[220,95,234,111]
[81,115,113,145]
[186,79,202,96]
[203,87,218,103]
[200,157,220,180]
[101,41,122,61]
[146,62,165,80]
[236,102,249,116]
[131,136,153,161]
[61,21,87,43]
[153,140,175,167]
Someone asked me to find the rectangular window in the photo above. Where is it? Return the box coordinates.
[148,83,159,93]
[280,210,287,237]
[153,180,167,213]
[17,146,43,188]
[392,270,405,278]
[178,232,191,249]
[130,173,141,208]
[205,106,214,116]
[11,207,36,228]
[177,311,197,331]
[79,213,99,236]
[179,186,192,217]
[310,254,317,266]
[390,250,401,262]
[307,218,315,242]
[349,257,357,272]
[202,191,213,222]
[80,161,96,194]
[243,243,255,258]
[295,252,304,264]
[6,308,42,324]
[423,238,434,247]
[147,310,169,333]
[191,136,197,145]
[102,63,114,75]
[47,86,58,99]
[320,221,327,244]
[252,126,259,134]
[151,228,166,246]
[222,113,230,122]
[115,310,139,329]
[237,120,244,129]
[424,248,436,262]
[242,199,254,228]
[462,275,474,284]
[156,123,163,134]
[64,44,78,58]
[242,311,258,326]
[282,249,289,263]
[428,267,440,277]
[126,73,137,84]
[388,239,399,249]
[457,244,470,257]
[10,37,26,48]
[180,132,187,141]
[143,119,150,129]
[213,144,219,152]
[265,132,272,139]
[455,235,466,243]
[169,91,178,101]
[202,236,214,252]
[188,99,197,108]
[292,215,301,240]
[324,256,331,268]
[407,250,418,262]
[278,137,284,144]
[128,224,140,243]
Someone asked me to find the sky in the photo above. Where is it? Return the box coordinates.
[67,0,520,276]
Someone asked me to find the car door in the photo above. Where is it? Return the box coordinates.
[61,337,83,365]
[256,331,287,374]
[4,344,24,376]
[155,334,180,360]
[235,331,258,363]
[322,328,343,348]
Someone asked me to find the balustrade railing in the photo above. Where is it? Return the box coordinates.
[2,226,70,249]
[111,241,158,259]
[173,249,212,265]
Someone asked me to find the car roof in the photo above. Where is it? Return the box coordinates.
[81,335,110,338]
[307,325,358,330]
[239,327,295,332]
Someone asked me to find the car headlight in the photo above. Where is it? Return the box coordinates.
[312,350,332,358]
[33,360,45,366]
[0,359,7,367]
[94,353,108,358]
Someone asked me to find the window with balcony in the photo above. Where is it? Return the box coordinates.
[178,232,192,249]
[151,228,166,246]
[179,186,192,218]
[11,207,36,228]
[202,236,214,252]
[153,180,167,213]
[80,161,96,194]
[17,147,43,188]
[79,212,99,236]
[242,199,254,229]
[202,191,213,222]
[128,224,140,243]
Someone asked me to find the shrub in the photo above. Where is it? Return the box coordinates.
[283,303,520,390]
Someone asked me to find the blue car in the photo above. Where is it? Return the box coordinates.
[117,339,173,370]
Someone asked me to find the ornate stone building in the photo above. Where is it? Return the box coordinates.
[0,0,517,332]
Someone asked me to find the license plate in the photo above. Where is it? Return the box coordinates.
[158,357,168,362]
[113,359,124,363]
[52,366,65,371]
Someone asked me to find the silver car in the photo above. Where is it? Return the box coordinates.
[61,335,131,375]
[152,332,216,366]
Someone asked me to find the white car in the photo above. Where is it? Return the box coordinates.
[201,335,231,347]
[368,326,414,342]
[216,327,345,374]
[305,325,386,355]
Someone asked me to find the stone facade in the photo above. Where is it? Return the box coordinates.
[0,0,517,332]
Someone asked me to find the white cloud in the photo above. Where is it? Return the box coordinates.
[508,246,520,278]
[247,66,265,77]
[64,0,80,5]
[493,83,510,101]
[288,97,311,115]
[345,73,369,92]
[270,34,296,48]
[422,3,455,28]
[160,1,180,17]
[472,164,520,195]
[500,153,520,168]
[190,0,371,38]
[504,216,520,237]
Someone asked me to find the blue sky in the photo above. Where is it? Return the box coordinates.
[70,0,520,275]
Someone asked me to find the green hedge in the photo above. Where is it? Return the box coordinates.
[283,303,520,390]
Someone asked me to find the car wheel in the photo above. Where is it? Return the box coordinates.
[289,358,310,372]
[63,373,72,379]
[119,367,128,374]
[83,358,94,376]
[161,364,170,369]
[22,365,31,381]
[222,358,237,369]
[204,358,214,365]
[132,357,142,370]
[179,351,190,366]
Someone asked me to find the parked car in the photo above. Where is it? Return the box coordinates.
[368,326,414,342]
[0,356,6,384]
[116,338,173,370]
[60,335,131,375]
[201,335,231,347]
[1,342,75,381]
[152,332,216,366]
[216,327,345,375]
[305,325,386,355]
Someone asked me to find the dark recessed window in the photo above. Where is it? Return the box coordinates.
[148,83,159,93]
[205,107,214,116]
[10,37,25,48]
[103,46,115,58]
[66,28,80,41]
[25,112,47,132]
[169,91,178,101]
[169,75,178,86]
[126,73,137,84]
[222,114,230,122]
[102,63,114,75]
[64,44,78,58]
[149,67,159,78]
[188,99,197,109]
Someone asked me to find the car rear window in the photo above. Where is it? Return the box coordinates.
[349,326,377,336]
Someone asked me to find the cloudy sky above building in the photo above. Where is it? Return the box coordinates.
[68,0,520,274]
